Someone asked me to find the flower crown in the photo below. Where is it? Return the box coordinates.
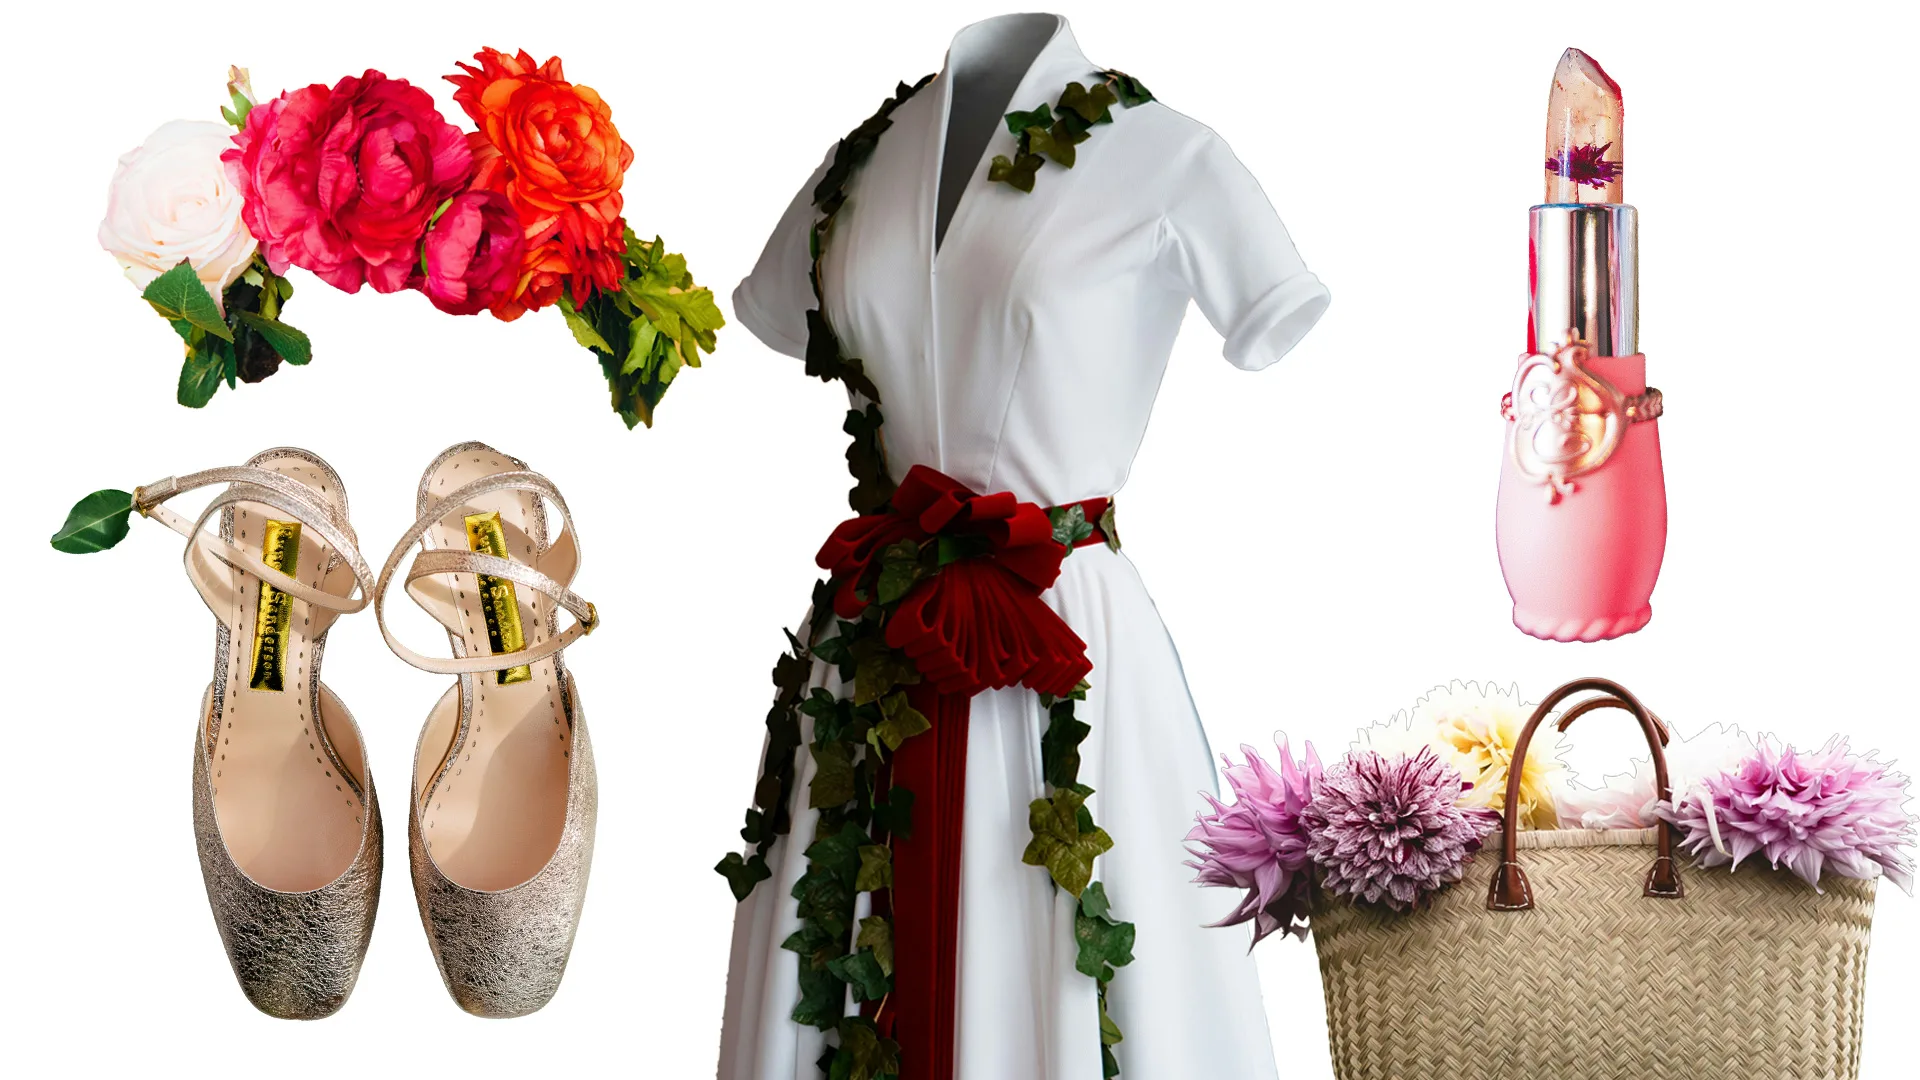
[98,53,720,428]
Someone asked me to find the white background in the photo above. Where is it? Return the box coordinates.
[6,1,1916,1075]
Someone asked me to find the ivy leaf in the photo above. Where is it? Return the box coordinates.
[808,741,856,809]
[50,489,136,553]
[1040,705,1091,789]
[714,851,772,901]
[1074,883,1136,981]
[832,1016,901,1080]
[856,915,895,977]
[1099,503,1122,550]
[874,540,924,606]
[855,844,893,892]
[1101,69,1155,108]
[871,691,931,752]
[1022,787,1113,897]
[1057,81,1119,126]
[1049,504,1095,548]
[827,947,891,1002]
[872,787,915,839]
[852,640,919,705]
[987,152,1044,193]
[177,345,226,408]
[234,311,311,366]
[1004,103,1054,135]
[142,260,232,341]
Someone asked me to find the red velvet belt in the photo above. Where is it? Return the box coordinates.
[814,465,1111,1080]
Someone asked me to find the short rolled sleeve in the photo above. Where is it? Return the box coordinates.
[731,146,836,360]
[1156,130,1330,370]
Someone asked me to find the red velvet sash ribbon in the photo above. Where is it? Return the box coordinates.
[815,466,1107,1079]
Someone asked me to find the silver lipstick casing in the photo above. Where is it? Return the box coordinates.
[1529,203,1637,356]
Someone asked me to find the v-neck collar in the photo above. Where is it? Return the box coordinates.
[929,13,1092,260]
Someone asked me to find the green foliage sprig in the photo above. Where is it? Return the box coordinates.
[988,70,1155,193]
[560,232,724,429]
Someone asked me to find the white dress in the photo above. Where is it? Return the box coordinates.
[721,14,1329,1079]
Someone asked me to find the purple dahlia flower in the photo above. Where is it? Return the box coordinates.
[1658,737,1916,894]
[1303,749,1500,912]
[1185,737,1321,945]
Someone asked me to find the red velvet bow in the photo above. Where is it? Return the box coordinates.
[815,466,1091,699]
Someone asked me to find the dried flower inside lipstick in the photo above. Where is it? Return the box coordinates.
[1545,48,1623,203]
[1546,141,1622,191]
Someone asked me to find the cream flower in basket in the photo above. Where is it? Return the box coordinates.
[98,120,257,310]
[1352,680,1570,829]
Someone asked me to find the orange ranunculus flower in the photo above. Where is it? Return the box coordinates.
[448,49,636,319]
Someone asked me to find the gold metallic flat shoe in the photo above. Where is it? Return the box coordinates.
[374,442,599,1017]
[113,449,381,1018]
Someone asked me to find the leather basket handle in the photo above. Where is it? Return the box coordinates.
[1488,677,1684,912]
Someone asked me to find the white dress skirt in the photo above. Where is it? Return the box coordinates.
[720,14,1330,1079]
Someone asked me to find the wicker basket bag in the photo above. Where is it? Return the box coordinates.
[1311,678,1878,1080]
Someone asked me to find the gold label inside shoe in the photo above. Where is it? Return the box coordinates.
[248,519,301,692]
[465,511,532,685]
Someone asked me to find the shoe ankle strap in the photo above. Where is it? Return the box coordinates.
[375,470,599,676]
[137,466,374,622]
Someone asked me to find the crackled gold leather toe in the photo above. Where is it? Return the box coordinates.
[192,688,382,1020]
[409,685,596,1018]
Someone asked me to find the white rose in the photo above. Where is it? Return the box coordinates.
[98,119,257,311]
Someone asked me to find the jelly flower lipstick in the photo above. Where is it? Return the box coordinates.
[1496,48,1668,642]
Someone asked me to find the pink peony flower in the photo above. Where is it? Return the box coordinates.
[1304,749,1500,912]
[224,70,473,294]
[1185,737,1321,945]
[412,189,526,316]
[1658,738,1916,894]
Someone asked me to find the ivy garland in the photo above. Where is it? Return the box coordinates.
[988,70,1155,192]
[716,71,1151,1080]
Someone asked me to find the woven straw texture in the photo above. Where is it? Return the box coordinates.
[1312,828,1877,1080]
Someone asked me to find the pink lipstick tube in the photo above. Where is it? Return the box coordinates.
[1496,202,1666,642]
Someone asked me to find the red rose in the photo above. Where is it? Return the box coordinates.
[413,190,526,316]
[225,70,474,294]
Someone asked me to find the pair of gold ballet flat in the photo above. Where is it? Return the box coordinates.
[126,443,598,1019]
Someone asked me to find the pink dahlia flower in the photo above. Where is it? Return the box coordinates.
[413,189,526,316]
[1657,738,1916,894]
[224,70,474,294]
[1185,737,1321,945]
[1304,749,1499,912]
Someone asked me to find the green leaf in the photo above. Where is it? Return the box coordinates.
[833,1016,901,1080]
[808,741,856,809]
[1049,504,1095,548]
[558,295,616,355]
[714,851,772,901]
[851,640,919,706]
[872,787,915,840]
[855,915,895,977]
[871,691,931,752]
[1021,788,1113,897]
[142,259,231,341]
[1101,69,1155,108]
[623,234,726,371]
[1057,81,1119,126]
[620,317,664,376]
[827,947,891,1002]
[987,152,1044,193]
[1074,883,1136,980]
[874,540,924,606]
[1004,103,1054,135]
[1041,705,1092,789]
[234,311,312,366]
[177,347,225,408]
[1099,503,1122,550]
[49,489,136,553]
[855,844,893,892]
